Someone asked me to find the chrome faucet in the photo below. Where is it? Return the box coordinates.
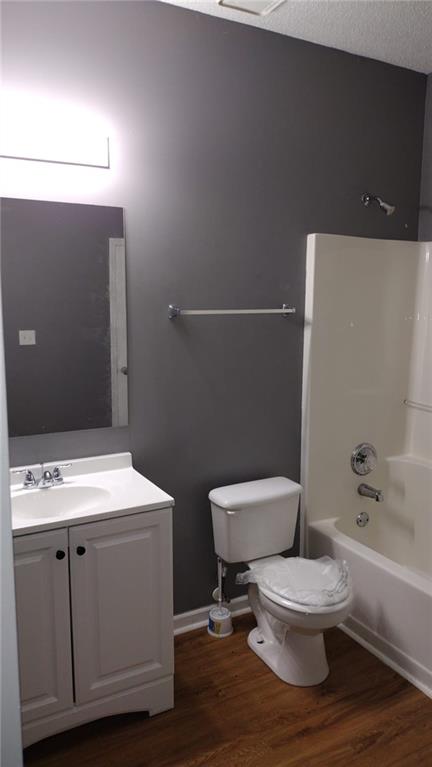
[12,463,72,490]
[358,483,384,502]
[39,464,72,488]
[39,469,54,489]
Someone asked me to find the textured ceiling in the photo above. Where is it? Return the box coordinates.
[163,0,432,74]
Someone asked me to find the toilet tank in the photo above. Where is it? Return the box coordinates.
[209,477,302,563]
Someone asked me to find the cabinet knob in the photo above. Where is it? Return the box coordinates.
[76,545,86,556]
[56,550,66,560]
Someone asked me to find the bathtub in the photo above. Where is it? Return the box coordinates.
[302,234,432,698]
[308,455,432,698]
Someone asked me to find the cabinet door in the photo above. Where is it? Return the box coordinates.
[14,529,74,723]
[70,509,173,705]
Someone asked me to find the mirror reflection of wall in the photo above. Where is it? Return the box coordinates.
[0,198,128,437]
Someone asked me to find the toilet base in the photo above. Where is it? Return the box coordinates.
[247,625,329,687]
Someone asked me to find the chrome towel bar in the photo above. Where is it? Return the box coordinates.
[168,304,296,320]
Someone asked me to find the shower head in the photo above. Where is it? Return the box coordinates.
[361,193,395,216]
[376,197,396,216]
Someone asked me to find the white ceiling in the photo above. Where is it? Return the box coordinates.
[163,0,432,74]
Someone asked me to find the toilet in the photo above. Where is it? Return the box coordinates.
[209,477,353,686]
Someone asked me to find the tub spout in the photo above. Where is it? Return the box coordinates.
[358,483,384,502]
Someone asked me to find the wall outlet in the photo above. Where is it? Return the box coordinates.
[19,330,36,346]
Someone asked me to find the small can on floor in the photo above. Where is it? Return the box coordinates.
[208,606,233,638]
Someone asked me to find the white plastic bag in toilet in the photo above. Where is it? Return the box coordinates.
[236,556,351,607]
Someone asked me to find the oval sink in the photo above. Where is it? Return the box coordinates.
[12,484,111,520]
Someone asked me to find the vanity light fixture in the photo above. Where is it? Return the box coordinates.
[219,0,286,15]
[0,90,110,168]
[0,138,110,169]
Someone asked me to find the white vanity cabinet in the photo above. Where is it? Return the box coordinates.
[70,510,173,703]
[13,507,174,747]
[14,529,74,724]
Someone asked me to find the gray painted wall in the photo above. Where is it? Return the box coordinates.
[2,1,426,612]
[420,74,432,240]
[1,198,124,435]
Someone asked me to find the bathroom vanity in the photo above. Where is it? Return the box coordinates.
[11,453,174,747]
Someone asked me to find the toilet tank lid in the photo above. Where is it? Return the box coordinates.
[208,477,302,510]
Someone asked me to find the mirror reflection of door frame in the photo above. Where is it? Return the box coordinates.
[109,238,128,426]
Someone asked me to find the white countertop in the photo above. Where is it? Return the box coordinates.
[11,452,174,536]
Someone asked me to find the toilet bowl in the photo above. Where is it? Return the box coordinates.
[209,477,353,686]
[245,555,352,686]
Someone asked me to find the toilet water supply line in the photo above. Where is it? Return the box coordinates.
[217,556,229,607]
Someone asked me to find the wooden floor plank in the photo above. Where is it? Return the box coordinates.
[24,614,432,767]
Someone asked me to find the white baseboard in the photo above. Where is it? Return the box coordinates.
[174,595,251,636]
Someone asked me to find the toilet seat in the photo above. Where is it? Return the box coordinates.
[248,555,352,615]
[258,583,352,615]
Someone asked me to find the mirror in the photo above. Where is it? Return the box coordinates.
[0,197,128,436]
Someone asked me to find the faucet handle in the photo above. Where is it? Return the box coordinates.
[12,468,36,487]
[52,464,72,484]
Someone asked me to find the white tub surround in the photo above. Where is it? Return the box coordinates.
[301,234,419,528]
[338,453,432,577]
[302,234,432,699]
[11,453,174,747]
[406,241,432,459]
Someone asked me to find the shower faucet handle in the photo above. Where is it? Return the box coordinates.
[351,443,377,475]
